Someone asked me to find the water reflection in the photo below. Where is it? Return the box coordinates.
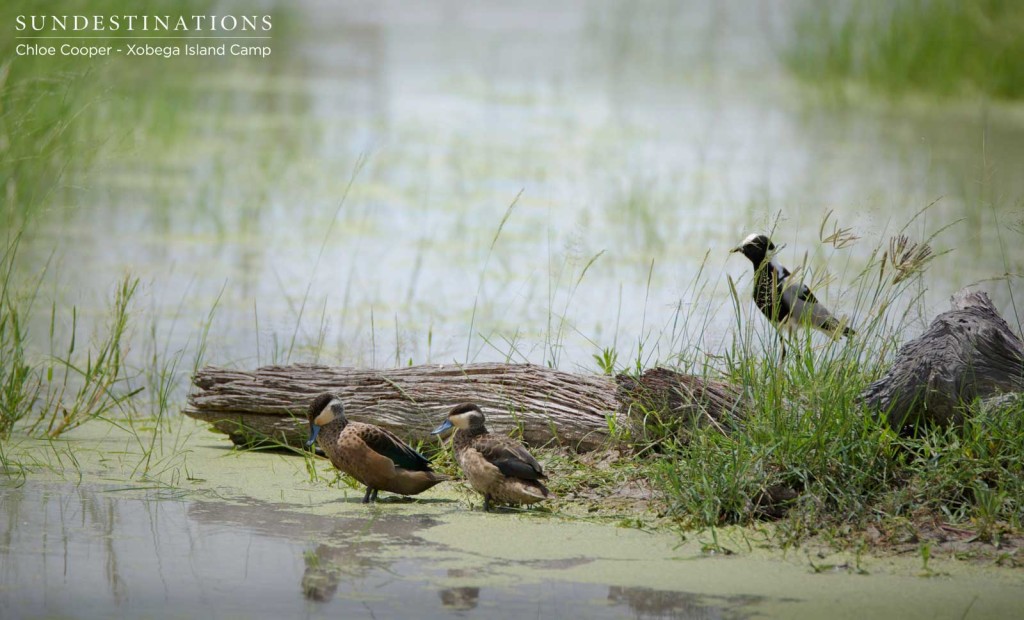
[0,483,190,617]
[299,536,389,602]
[0,481,773,618]
[0,482,444,617]
[438,569,481,611]
[438,585,481,611]
[5,479,1016,618]
[187,498,440,605]
[608,585,761,620]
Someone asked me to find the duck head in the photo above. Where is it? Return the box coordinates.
[431,403,485,436]
[306,393,346,447]
[730,233,776,268]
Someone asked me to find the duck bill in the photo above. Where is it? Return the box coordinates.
[305,424,321,447]
[430,419,453,435]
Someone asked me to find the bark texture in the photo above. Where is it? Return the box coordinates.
[184,363,745,452]
[860,290,1024,430]
[615,368,746,441]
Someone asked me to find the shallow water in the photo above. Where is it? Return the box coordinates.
[5,5,1024,614]
[2,422,1022,619]
[11,0,1024,385]
[0,482,761,619]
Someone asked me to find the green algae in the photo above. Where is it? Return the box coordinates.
[3,418,1022,619]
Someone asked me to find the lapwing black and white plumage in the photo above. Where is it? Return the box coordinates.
[730,234,855,349]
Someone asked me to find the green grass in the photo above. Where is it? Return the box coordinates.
[29,274,141,438]
[784,0,1024,100]
[0,234,42,438]
[646,215,1024,549]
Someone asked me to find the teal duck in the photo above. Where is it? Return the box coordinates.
[431,403,552,511]
[306,393,448,503]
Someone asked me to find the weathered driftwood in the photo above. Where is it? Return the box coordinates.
[184,363,745,452]
[615,367,747,443]
[860,290,1024,431]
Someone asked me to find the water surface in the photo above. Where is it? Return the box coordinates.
[2,422,1022,619]
[12,0,1023,384]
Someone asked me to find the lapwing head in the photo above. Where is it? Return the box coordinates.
[306,393,346,447]
[730,233,776,266]
[431,402,485,435]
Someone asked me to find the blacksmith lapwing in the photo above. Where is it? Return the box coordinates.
[731,233,855,355]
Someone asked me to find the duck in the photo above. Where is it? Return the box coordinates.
[305,393,449,503]
[431,403,552,511]
[731,233,855,355]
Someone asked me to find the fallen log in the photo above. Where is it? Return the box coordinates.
[184,363,745,452]
[860,289,1024,431]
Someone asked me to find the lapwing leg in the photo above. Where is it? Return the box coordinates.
[483,495,492,512]
[371,488,379,502]
[362,487,374,503]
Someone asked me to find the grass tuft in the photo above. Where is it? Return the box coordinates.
[646,211,1024,549]
[32,274,141,438]
[0,234,42,438]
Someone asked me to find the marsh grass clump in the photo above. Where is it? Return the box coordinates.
[655,351,898,530]
[784,0,1024,100]
[1,230,143,442]
[0,236,42,438]
[890,398,1024,543]
[651,215,1023,549]
[32,274,142,437]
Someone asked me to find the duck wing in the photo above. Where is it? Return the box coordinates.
[358,424,433,471]
[475,437,545,481]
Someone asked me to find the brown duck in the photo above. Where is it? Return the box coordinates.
[305,393,449,503]
[431,403,552,511]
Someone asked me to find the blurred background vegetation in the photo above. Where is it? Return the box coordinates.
[786,0,1024,99]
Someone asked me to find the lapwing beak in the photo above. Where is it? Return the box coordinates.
[431,419,454,435]
[730,246,742,254]
[305,424,321,447]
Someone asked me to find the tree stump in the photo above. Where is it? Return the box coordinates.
[860,290,1024,431]
[184,363,745,452]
